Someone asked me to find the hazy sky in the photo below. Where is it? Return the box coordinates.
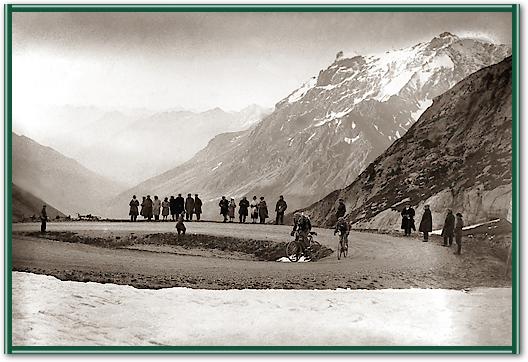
[13,11,512,112]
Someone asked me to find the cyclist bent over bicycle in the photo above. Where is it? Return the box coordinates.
[291,212,312,256]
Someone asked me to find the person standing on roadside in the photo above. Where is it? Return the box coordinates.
[175,193,185,220]
[129,195,139,222]
[419,205,432,242]
[454,213,464,255]
[275,195,288,225]
[161,197,170,221]
[194,194,203,221]
[228,198,236,222]
[169,196,177,221]
[258,197,269,224]
[40,204,48,233]
[144,195,153,221]
[152,195,161,221]
[185,193,195,221]
[219,196,229,222]
[250,196,259,223]
[239,196,250,223]
[441,209,455,247]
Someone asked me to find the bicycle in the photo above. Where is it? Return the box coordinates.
[285,231,320,262]
[337,232,348,260]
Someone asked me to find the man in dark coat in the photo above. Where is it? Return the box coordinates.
[219,196,229,222]
[175,194,185,219]
[169,196,177,221]
[144,195,153,221]
[336,199,346,219]
[419,205,433,242]
[454,213,464,255]
[238,196,250,223]
[129,195,139,222]
[401,204,415,236]
[275,195,288,225]
[258,197,268,224]
[40,205,48,233]
[441,209,455,246]
[194,194,203,221]
[185,193,195,221]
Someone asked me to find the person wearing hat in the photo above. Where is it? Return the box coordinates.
[454,213,464,255]
[185,193,195,221]
[258,196,269,224]
[336,199,346,219]
[275,195,288,225]
[441,209,455,246]
[193,194,203,221]
[419,205,433,242]
[129,195,139,222]
[40,205,48,233]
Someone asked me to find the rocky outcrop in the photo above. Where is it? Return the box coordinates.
[301,57,512,230]
[109,33,510,219]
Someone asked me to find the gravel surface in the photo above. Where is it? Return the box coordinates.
[12,221,511,290]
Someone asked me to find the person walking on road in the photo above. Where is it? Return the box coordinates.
[250,196,259,223]
[194,194,203,221]
[454,213,464,255]
[239,196,250,223]
[185,193,195,221]
[441,209,455,247]
[275,195,288,225]
[219,196,229,222]
[419,205,432,242]
[40,205,48,233]
[129,195,139,222]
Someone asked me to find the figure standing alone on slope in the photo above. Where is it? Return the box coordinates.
[40,205,48,233]
[441,209,455,247]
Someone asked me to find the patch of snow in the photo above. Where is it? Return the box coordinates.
[395,130,401,139]
[352,122,356,129]
[276,256,310,263]
[211,162,223,171]
[12,272,512,346]
[314,109,352,127]
[344,134,361,144]
[305,132,317,144]
[373,124,379,131]
[411,99,433,121]
[287,76,317,103]
[288,137,295,147]
[391,198,411,208]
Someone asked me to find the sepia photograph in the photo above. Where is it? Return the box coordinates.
[4,3,519,353]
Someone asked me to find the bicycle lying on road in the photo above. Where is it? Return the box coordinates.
[285,231,321,262]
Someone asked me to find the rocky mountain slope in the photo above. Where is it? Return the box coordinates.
[301,56,512,230]
[12,183,65,222]
[14,104,270,186]
[12,133,124,216]
[109,33,510,219]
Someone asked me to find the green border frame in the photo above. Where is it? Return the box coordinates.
[3,3,520,354]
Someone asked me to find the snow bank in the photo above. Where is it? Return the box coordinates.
[12,272,511,347]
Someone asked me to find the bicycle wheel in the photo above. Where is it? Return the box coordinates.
[337,240,342,260]
[285,241,301,262]
[343,240,348,258]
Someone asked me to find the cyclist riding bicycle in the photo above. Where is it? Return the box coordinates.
[334,217,349,252]
[291,212,312,256]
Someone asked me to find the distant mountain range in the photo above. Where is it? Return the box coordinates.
[14,104,271,186]
[301,56,512,230]
[108,32,510,219]
[12,133,124,216]
[12,183,65,222]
